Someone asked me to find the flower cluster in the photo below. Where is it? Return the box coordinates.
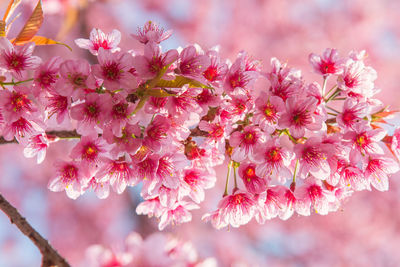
[83,231,216,267]
[0,22,399,230]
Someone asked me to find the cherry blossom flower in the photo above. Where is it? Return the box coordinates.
[48,161,87,199]
[133,42,178,79]
[336,99,368,129]
[253,91,285,133]
[279,96,323,139]
[295,179,335,216]
[238,162,268,194]
[309,48,343,76]
[131,21,173,44]
[215,191,256,228]
[229,125,265,162]
[23,134,49,164]
[158,200,199,230]
[0,37,41,79]
[294,137,333,180]
[75,28,121,55]
[92,48,136,91]
[180,167,216,203]
[96,159,138,194]
[34,56,62,92]
[176,45,210,82]
[255,187,284,223]
[253,138,294,182]
[365,155,399,191]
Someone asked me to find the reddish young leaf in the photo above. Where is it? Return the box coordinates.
[12,0,43,44]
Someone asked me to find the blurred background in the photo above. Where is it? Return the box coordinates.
[1,0,400,266]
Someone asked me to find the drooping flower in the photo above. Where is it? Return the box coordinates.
[215,191,256,228]
[158,200,199,230]
[180,167,216,203]
[365,155,399,191]
[23,133,49,164]
[96,159,138,194]
[238,162,268,194]
[48,161,87,199]
[255,187,284,223]
[295,178,335,216]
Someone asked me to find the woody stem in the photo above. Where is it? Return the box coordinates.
[0,193,70,267]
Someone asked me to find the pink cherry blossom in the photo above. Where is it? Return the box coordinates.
[279,96,323,139]
[176,45,210,82]
[0,38,41,79]
[131,21,173,44]
[92,48,136,91]
[238,162,268,194]
[309,48,343,76]
[180,167,216,203]
[295,178,335,216]
[158,200,199,230]
[48,161,87,199]
[214,191,256,228]
[365,155,399,191]
[253,91,285,133]
[23,133,49,164]
[75,28,121,56]
[133,42,178,79]
[34,56,62,92]
[229,125,265,162]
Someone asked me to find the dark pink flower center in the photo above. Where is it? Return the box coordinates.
[102,62,121,80]
[6,52,26,71]
[229,71,248,89]
[243,166,256,182]
[82,143,98,161]
[320,60,337,74]
[203,65,218,81]
[302,146,325,166]
[93,40,110,51]
[266,147,282,163]
[85,103,100,118]
[61,165,78,184]
[184,171,199,186]
[38,71,58,87]
[112,103,128,119]
[11,92,31,112]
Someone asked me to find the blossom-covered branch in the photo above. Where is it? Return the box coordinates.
[0,16,399,231]
[0,193,70,267]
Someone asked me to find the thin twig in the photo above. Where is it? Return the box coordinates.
[0,193,70,267]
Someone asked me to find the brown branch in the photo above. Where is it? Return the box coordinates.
[0,193,70,267]
[189,127,208,137]
[0,130,81,145]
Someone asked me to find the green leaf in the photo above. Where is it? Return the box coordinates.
[156,76,212,89]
